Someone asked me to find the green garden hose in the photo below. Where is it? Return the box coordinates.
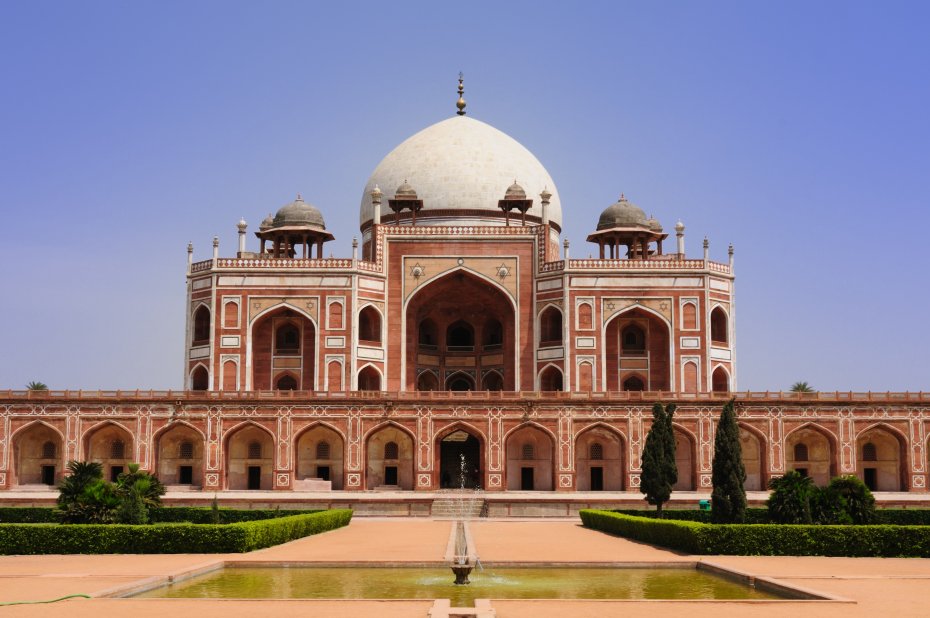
[0,593,91,606]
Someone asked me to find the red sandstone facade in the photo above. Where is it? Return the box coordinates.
[3,100,926,495]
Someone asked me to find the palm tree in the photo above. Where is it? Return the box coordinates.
[25,381,48,391]
[790,381,814,393]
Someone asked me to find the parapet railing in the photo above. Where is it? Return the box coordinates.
[2,390,927,403]
[541,258,731,274]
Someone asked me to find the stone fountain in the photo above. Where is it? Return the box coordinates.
[450,453,476,585]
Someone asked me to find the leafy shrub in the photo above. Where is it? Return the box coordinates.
[0,509,352,555]
[149,507,323,524]
[581,509,930,557]
[766,471,815,524]
[828,475,875,524]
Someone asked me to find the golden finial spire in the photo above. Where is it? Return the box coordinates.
[456,72,466,116]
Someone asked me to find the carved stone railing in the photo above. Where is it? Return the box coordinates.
[2,390,926,404]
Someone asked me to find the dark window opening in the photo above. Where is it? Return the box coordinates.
[864,468,877,491]
[794,443,809,462]
[384,441,399,460]
[41,441,56,459]
[590,443,604,460]
[621,325,646,353]
[275,323,301,355]
[622,375,645,391]
[179,441,194,459]
[482,372,503,391]
[590,466,604,491]
[110,466,123,482]
[41,465,55,486]
[417,371,439,391]
[191,366,209,391]
[863,442,877,461]
[418,319,438,350]
[110,440,125,459]
[247,441,262,459]
[192,306,211,345]
[710,308,728,344]
[448,375,475,391]
[316,441,331,459]
[520,467,534,490]
[276,374,298,390]
[446,321,474,350]
[178,465,193,484]
[359,307,382,344]
[521,443,535,460]
[247,466,261,490]
[317,465,330,481]
[384,466,398,486]
[483,319,503,349]
[539,307,562,347]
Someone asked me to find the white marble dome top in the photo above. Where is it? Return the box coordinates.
[359,115,562,229]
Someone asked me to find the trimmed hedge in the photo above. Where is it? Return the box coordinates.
[613,508,930,526]
[0,506,323,524]
[0,509,352,555]
[149,507,323,524]
[580,509,930,557]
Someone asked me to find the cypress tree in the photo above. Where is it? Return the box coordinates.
[711,399,747,523]
[641,403,678,517]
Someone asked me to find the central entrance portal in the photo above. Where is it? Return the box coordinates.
[439,431,481,489]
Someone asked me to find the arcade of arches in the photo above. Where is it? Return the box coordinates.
[3,404,921,494]
[407,271,515,392]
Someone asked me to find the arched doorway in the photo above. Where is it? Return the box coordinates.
[505,425,554,491]
[575,425,624,491]
[156,424,204,487]
[712,366,730,392]
[358,366,382,391]
[225,424,274,490]
[295,425,344,489]
[446,371,476,391]
[251,307,316,390]
[438,428,482,489]
[739,425,765,490]
[785,425,836,486]
[84,423,133,483]
[605,308,671,391]
[406,271,515,391]
[13,423,62,486]
[366,425,414,490]
[672,428,695,491]
[856,426,905,491]
[539,366,563,391]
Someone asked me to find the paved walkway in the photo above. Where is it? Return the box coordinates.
[0,518,928,616]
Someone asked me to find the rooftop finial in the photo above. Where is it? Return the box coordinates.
[456,72,466,116]
[296,192,303,201]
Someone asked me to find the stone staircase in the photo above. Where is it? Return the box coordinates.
[431,492,487,519]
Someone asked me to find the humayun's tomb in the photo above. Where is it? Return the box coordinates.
[2,79,928,511]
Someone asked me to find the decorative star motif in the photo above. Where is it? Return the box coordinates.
[496,264,510,280]
[410,263,425,279]
[306,301,314,310]
[606,302,616,311]
[659,301,669,311]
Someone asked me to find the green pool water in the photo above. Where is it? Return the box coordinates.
[134,566,779,605]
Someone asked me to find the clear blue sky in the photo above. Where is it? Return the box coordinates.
[1,1,927,391]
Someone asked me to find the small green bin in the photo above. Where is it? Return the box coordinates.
[698,499,711,511]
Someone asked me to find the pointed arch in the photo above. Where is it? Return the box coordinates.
[358,303,384,344]
[737,422,767,490]
[712,365,731,393]
[603,304,674,392]
[784,422,838,485]
[671,422,697,491]
[189,362,210,391]
[504,421,557,490]
[224,420,276,490]
[154,421,205,486]
[538,304,563,347]
[364,420,415,490]
[574,422,626,491]
[11,421,65,486]
[710,305,729,344]
[434,421,486,490]
[537,363,564,391]
[192,303,211,345]
[356,363,383,391]
[152,420,206,443]
[294,420,346,489]
[445,370,476,391]
[855,422,907,491]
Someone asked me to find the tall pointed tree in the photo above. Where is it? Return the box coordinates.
[641,403,678,517]
[711,399,747,523]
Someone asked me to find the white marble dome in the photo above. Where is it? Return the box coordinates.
[359,115,562,229]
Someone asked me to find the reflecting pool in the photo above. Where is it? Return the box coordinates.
[135,566,780,606]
